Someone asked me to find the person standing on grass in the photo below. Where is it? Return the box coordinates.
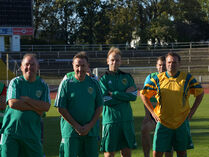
[0,81,6,155]
[0,82,6,129]
[140,52,204,157]
[141,56,173,157]
[99,47,137,157]
[54,51,103,157]
[0,53,51,157]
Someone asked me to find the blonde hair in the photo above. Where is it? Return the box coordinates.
[107,47,121,58]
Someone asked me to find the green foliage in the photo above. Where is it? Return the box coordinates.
[31,0,209,45]
[173,0,209,41]
[75,0,110,44]
[104,1,137,44]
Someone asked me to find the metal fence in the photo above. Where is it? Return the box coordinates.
[1,41,209,86]
[17,41,209,52]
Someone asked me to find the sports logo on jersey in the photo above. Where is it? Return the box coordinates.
[122,78,128,85]
[36,90,42,98]
[88,87,94,94]
[108,80,112,84]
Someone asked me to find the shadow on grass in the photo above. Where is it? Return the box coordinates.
[133,116,144,147]
[190,117,209,130]
[43,116,145,156]
[43,116,209,156]
[190,117,209,122]
[191,131,209,146]
[43,116,61,156]
[189,118,209,146]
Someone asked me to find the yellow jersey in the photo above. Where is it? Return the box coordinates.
[141,71,203,129]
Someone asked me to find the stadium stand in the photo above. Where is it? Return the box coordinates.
[0,42,209,86]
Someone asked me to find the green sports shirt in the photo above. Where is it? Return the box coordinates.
[0,75,50,140]
[54,73,103,138]
[99,70,137,124]
[0,82,6,122]
[0,82,4,94]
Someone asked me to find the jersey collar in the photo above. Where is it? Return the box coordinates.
[22,75,39,83]
[166,71,180,78]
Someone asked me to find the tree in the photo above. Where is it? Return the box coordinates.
[173,0,209,41]
[132,0,177,44]
[31,0,209,45]
[75,0,101,44]
[53,0,77,44]
[33,0,63,44]
[105,0,137,44]
[33,0,49,40]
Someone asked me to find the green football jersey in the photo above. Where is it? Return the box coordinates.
[54,74,103,138]
[66,71,75,78]
[1,75,50,140]
[0,82,4,94]
[99,70,137,124]
[0,82,6,122]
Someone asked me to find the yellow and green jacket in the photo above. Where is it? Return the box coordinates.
[141,71,203,129]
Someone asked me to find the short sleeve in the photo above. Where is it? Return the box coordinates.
[6,78,19,103]
[54,79,68,108]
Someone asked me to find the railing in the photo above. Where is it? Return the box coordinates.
[1,41,209,86]
[15,41,209,52]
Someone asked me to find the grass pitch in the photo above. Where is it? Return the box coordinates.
[43,95,209,157]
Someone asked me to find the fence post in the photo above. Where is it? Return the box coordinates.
[189,49,191,62]
[199,76,202,83]
[6,53,9,86]
[93,68,99,77]
[208,42,209,53]
[99,44,102,51]
[188,66,190,72]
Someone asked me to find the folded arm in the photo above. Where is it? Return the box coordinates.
[111,86,137,102]
[8,96,51,116]
[20,96,50,112]
[100,80,125,106]
[8,98,42,115]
